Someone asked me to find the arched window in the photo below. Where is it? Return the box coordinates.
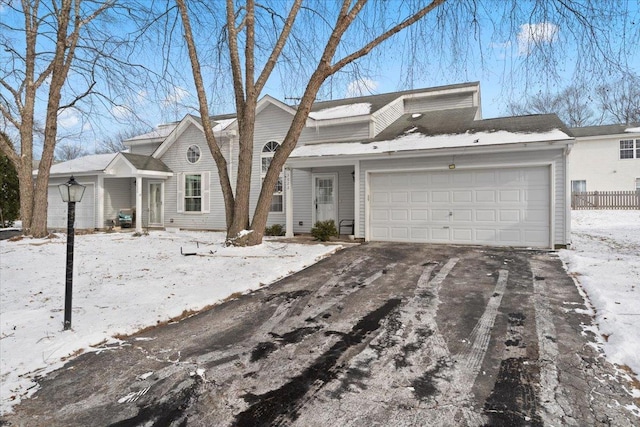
[261,141,283,212]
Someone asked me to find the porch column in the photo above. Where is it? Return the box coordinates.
[285,167,293,237]
[135,176,143,232]
[97,175,105,229]
[354,161,360,238]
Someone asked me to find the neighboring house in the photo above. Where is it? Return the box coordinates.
[568,124,640,193]
[43,82,575,248]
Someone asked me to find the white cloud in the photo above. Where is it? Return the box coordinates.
[345,78,379,98]
[163,86,190,106]
[111,105,132,120]
[517,22,559,55]
[57,108,80,129]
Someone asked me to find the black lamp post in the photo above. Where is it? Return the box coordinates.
[58,176,86,330]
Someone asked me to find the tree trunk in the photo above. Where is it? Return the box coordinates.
[227,107,256,243]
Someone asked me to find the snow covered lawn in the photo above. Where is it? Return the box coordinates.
[0,230,340,414]
[559,210,640,383]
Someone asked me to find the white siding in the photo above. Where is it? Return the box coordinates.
[161,124,227,230]
[404,93,474,113]
[373,98,404,136]
[128,141,161,156]
[360,148,568,246]
[569,136,640,191]
[291,166,355,233]
[299,122,371,144]
[47,176,98,229]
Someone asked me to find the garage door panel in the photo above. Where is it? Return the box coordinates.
[372,192,389,203]
[390,227,409,239]
[499,210,520,222]
[475,210,496,222]
[431,228,451,241]
[391,192,408,203]
[410,228,428,240]
[432,210,451,221]
[524,209,547,223]
[410,191,428,203]
[476,229,497,242]
[432,191,450,202]
[526,189,548,202]
[411,209,428,221]
[452,210,472,221]
[371,227,389,239]
[497,170,521,184]
[452,191,472,203]
[475,190,496,202]
[474,171,497,184]
[371,209,389,221]
[452,228,473,241]
[369,167,550,247]
[499,190,521,202]
[453,172,473,184]
[391,210,408,221]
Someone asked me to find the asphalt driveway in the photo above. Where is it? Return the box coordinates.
[3,243,638,426]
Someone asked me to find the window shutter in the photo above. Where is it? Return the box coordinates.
[177,173,184,213]
[202,171,210,213]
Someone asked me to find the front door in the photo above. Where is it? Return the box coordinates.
[313,174,337,224]
[149,182,163,226]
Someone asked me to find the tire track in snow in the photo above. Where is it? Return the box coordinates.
[293,258,461,426]
[531,258,577,426]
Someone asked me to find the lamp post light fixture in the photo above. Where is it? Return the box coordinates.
[58,176,86,330]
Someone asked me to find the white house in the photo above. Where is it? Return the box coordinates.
[44,82,574,248]
[568,124,640,193]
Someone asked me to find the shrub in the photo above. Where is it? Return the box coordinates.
[265,224,285,236]
[311,220,338,241]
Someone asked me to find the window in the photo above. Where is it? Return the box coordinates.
[571,180,586,193]
[261,141,283,212]
[636,178,640,192]
[177,172,210,213]
[187,145,201,164]
[185,174,202,211]
[620,139,640,159]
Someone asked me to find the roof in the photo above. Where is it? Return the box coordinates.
[569,123,640,137]
[121,153,172,173]
[290,109,572,158]
[126,82,482,143]
[376,109,571,140]
[307,82,479,115]
[46,153,171,176]
[126,123,178,142]
[48,153,117,175]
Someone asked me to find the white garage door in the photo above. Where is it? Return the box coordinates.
[47,184,95,229]
[369,167,550,247]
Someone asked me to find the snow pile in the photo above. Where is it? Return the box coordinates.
[291,128,571,158]
[309,103,371,120]
[0,231,340,414]
[559,210,640,378]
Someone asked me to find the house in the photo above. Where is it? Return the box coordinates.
[44,82,574,248]
[568,123,640,193]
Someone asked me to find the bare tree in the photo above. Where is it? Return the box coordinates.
[508,84,597,127]
[596,73,640,124]
[171,0,638,246]
[56,141,89,161]
[95,127,150,154]
[0,1,153,237]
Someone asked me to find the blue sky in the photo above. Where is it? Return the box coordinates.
[1,1,639,154]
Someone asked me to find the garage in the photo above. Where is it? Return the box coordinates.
[47,183,95,229]
[368,166,550,247]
